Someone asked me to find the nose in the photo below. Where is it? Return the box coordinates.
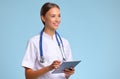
[55,16,61,23]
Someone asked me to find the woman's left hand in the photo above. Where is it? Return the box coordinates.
[64,67,75,79]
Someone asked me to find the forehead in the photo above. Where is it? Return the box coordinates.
[46,7,60,15]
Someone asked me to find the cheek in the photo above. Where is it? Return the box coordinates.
[45,19,54,26]
[59,19,61,23]
[45,18,51,24]
[47,19,54,24]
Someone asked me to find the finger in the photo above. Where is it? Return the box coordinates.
[64,67,74,71]
[64,68,75,74]
[69,67,75,71]
[51,60,61,69]
[64,68,71,72]
[54,64,60,69]
[64,70,75,75]
[54,60,61,63]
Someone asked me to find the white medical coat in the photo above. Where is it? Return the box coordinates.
[22,32,72,79]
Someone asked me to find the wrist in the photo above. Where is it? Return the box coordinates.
[47,65,53,71]
[66,76,69,79]
[65,74,70,79]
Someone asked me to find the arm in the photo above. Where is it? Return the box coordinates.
[25,66,51,79]
[25,60,61,79]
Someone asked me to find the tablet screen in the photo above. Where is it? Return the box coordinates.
[52,60,81,73]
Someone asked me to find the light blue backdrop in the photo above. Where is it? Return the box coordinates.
[0,0,120,79]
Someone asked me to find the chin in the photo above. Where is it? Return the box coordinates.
[53,26,59,30]
[55,27,59,30]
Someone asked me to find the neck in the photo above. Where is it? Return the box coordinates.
[44,27,55,38]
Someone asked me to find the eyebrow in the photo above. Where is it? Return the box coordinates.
[49,13,60,15]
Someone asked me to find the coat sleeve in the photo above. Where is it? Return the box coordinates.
[21,39,37,69]
[64,40,73,61]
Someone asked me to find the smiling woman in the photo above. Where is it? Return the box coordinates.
[41,7,61,36]
[21,2,74,79]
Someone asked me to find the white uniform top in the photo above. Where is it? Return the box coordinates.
[22,32,72,79]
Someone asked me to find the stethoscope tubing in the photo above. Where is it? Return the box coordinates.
[39,28,66,63]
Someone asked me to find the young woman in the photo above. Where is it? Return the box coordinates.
[22,2,74,79]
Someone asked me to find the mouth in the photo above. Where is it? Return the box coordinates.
[53,23,59,26]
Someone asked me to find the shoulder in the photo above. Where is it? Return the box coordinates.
[61,37,70,46]
[28,34,40,44]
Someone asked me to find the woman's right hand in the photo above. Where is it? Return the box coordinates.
[49,60,61,70]
[25,61,61,79]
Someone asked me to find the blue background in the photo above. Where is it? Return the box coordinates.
[0,0,120,79]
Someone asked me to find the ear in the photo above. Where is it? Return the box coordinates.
[41,15,45,22]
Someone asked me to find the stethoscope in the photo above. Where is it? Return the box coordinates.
[39,28,66,63]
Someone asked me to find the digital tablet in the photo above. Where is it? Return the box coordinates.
[52,60,81,73]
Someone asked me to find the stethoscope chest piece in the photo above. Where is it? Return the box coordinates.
[40,56,45,63]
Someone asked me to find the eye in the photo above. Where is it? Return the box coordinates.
[59,14,61,17]
[51,15,55,18]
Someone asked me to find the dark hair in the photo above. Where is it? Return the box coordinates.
[40,2,60,25]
